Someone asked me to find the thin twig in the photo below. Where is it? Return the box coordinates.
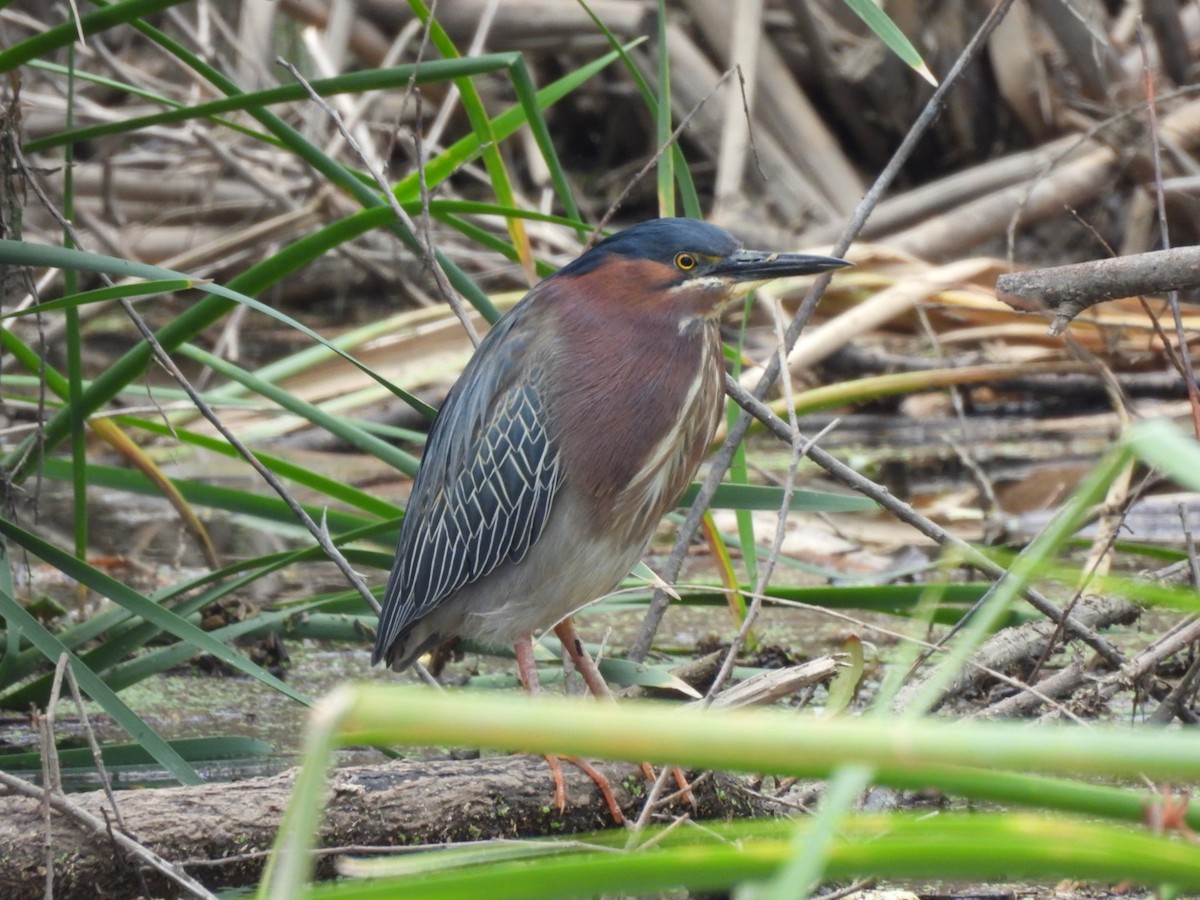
[276,57,481,347]
[63,656,129,832]
[1147,652,1200,725]
[0,770,219,900]
[756,296,810,593]
[409,91,479,346]
[1137,17,1200,438]
[1183,503,1200,589]
[703,420,838,704]
[40,655,69,900]
[591,65,740,247]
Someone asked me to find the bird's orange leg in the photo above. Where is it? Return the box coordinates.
[553,618,694,807]
[514,634,624,823]
[513,636,567,812]
[553,618,615,700]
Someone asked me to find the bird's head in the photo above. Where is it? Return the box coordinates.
[554,218,850,326]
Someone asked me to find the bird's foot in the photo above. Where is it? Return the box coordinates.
[640,762,696,806]
[543,754,625,824]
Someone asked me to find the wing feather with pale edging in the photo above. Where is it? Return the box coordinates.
[372,309,562,665]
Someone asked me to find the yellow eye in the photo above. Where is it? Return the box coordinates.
[675,252,697,271]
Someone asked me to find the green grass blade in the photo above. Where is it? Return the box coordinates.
[36,456,383,539]
[23,56,521,153]
[508,59,585,237]
[0,517,310,705]
[0,735,271,775]
[0,540,20,686]
[0,588,200,783]
[0,278,198,317]
[342,685,1200,779]
[264,684,1200,895]
[0,0,189,72]
[654,0,674,217]
[729,299,758,590]
[311,814,1200,898]
[841,0,932,80]
[100,597,336,693]
[177,342,417,475]
[759,763,874,900]
[577,5,700,216]
[407,0,534,278]
[682,483,875,513]
[115,415,401,519]
[1125,417,1200,489]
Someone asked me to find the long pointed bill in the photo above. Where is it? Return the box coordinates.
[713,249,851,296]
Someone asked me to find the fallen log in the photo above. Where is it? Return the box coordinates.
[0,754,765,899]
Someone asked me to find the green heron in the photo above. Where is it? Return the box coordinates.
[373,217,848,815]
